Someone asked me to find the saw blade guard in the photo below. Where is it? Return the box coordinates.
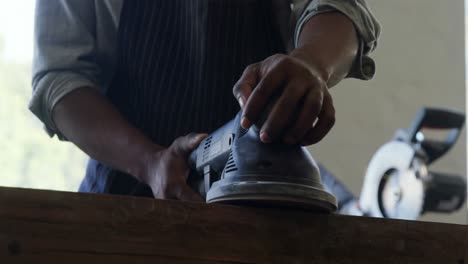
[359,107,466,220]
[360,141,424,219]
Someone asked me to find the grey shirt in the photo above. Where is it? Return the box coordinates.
[30,0,380,138]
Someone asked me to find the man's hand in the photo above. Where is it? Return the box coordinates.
[54,87,207,201]
[233,11,360,146]
[143,133,207,202]
[233,54,335,146]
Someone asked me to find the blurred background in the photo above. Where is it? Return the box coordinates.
[0,1,466,224]
[314,0,467,224]
[0,1,87,191]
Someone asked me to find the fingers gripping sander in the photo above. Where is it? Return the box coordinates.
[188,112,337,212]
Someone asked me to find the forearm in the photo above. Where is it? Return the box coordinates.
[52,87,162,183]
[290,11,359,87]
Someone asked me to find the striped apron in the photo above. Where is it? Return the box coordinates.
[80,0,285,196]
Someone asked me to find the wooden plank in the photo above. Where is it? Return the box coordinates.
[0,186,466,263]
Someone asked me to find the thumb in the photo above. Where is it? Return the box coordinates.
[172,133,208,156]
[232,64,260,108]
[176,183,204,203]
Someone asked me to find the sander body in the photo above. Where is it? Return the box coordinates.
[188,111,337,212]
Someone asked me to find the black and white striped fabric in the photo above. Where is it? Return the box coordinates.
[80,0,286,196]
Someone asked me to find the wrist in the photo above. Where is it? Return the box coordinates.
[289,47,332,84]
[130,143,164,185]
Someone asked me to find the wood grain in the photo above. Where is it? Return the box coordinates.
[0,186,466,263]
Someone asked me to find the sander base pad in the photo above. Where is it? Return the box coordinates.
[206,180,337,212]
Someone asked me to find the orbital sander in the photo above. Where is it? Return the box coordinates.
[188,111,337,212]
[355,107,466,220]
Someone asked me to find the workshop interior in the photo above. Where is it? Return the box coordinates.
[0,0,467,228]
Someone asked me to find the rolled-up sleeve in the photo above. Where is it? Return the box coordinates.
[30,0,120,139]
[293,0,381,80]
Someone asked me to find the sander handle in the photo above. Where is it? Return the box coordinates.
[187,113,241,197]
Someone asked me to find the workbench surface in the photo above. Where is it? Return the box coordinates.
[0,186,466,263]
